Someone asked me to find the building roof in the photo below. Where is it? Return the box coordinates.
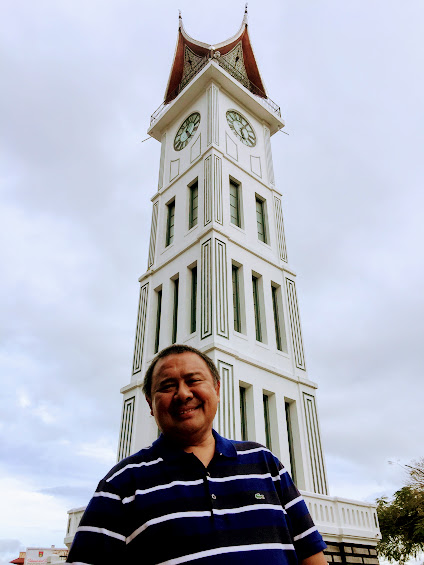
[164,5,266,104]
[10,559,24,564]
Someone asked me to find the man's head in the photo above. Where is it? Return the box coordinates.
[143,345,220,445]
[143,344,220,398]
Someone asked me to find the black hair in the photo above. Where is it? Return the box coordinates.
[142,344,220,398]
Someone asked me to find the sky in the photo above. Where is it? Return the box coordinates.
[1,0,424,562]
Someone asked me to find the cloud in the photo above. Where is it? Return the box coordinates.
[0,476,68,546]
[0,539,25,565]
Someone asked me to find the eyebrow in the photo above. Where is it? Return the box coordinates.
[155,371,205,386]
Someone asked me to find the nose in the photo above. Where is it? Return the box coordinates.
[174,381,193,402]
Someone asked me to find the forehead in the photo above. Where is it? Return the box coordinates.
[152,352,213,382]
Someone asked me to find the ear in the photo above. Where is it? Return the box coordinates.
[145,395,154,416]
[215,380,220,402]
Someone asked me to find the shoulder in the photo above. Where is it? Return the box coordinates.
[101,442,162,489]
[229,440,284,469]
[230,439,279,459]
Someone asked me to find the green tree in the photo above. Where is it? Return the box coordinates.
[377,461,424,564]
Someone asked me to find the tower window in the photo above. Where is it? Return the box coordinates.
[166,200,175,247]
[263,394,272,450]
[232,265,241,332]
[255,197,267,243]
[154,288,162,354]
[272,286,282,350]
[188,180,198,230]
[230,179,241,227]
[271,284,288,353]
[285,401,297,484]
[240,386,248,441]
[172,277,179,344]
[190,266,197,333]
[252,275,262,342]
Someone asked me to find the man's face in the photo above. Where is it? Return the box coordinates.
[147,352,220,445]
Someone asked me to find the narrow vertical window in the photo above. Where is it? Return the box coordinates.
[166,200,175,247]
[232,265,241,332]
[285,402,297,484]
[154,289,162,354]
[272,286,282,351]
[263,394,272,450]
[190,266,197,333]
[230,179,241,227]
[172,278,179,344]
[188,181,198,229]
[256,197,267,243]
[240,386,248,441]
[252,275,262,342]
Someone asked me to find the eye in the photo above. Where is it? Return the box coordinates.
[187,378,202,385]
[158,382,176,392]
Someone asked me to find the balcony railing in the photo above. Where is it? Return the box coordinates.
[150,54,281,128]
[64,507,85,548]
[301,491,381,542]
[65,494,380,548]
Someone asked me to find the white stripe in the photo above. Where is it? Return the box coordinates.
[126,510,210,544]
[237,447,270,455]
[284,495,303,509]
[213,503,284,516]
[76,525,125,542]
[93,491,121,501]
[157,543,295,565]
[293,525,318,541]
[209,472,272,483]
[122,479,203,503]
[279,467,288,476]
[106,457,163,482]
[127,504,286,544]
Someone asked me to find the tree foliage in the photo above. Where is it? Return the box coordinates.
[377,461,424,564]
[406,458,424,491]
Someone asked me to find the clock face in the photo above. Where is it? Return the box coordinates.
[174,112,201,151]
[226,110,256,147]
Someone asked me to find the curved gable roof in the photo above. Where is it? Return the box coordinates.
[164,8,266,104]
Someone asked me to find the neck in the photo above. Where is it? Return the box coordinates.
[168,430,216,467]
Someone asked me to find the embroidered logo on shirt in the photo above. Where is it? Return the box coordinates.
[255,493,265,500]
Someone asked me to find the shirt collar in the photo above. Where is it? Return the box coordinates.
[152,429,237,461]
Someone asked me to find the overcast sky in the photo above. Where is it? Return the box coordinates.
[1,0,424,563]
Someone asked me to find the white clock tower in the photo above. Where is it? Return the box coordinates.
[66,9,381,563]
[119,8,317,489]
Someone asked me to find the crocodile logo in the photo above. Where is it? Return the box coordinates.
[255,493,265,500]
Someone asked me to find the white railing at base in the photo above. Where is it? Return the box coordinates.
[65,494,381,548]
[64,507,85,548]
[300,491,381,543]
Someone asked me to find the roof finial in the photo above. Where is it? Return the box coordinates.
[178,9,182,29]
[243,3,248,23]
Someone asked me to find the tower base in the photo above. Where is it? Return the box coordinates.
[324,542,379,565]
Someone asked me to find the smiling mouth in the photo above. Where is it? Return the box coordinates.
[176,405,201,416]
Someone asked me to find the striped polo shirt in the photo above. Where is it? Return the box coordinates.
[67,431,326,564]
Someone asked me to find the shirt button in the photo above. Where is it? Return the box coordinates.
[211,494,216,500]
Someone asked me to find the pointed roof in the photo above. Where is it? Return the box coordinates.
[164,6,267,104]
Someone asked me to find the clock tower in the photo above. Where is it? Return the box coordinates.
[65,8,381,562]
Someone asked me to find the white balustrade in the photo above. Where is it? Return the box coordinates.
[64,507,86,548]
[65,494,381,548]
[300,491,381,543]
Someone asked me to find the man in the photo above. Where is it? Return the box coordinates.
[67,344,327,564]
